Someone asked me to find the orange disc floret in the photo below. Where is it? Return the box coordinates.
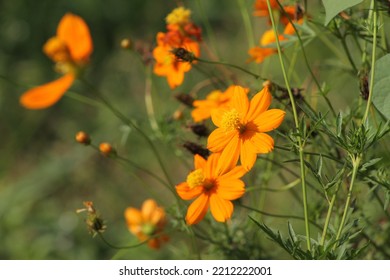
[20,13,93,110]
[176,153,247,225]
[124,199,168,249]
[207,85,286,171]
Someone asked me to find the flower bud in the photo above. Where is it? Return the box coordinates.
[75,131,91,145]
[120,38,132,49]
[99,142,116,156]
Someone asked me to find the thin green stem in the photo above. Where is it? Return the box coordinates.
[362,0,378,124]
[98,231,170,250]
[267,0,311,251]
[196,0,219,58]
[144,65,161,137]
[334,24,359,74]
[238,203,322,231]
[238,0,255,48]
[320,181,342,246]
[80,78,176,193]
[195,57,264,80]
[333,156,361,249]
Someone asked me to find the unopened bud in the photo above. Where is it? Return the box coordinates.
[173,109,184,120]
[75,131,91,145]
[99,142,116,156]
[121,38,132,49]
[182,141,210,159]
[188,123,210,137]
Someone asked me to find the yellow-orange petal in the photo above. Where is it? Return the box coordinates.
[231,86,249,117]
[57,13,93,62]
[194,154,207,170]
[216,134,240,174]
[207,128,236,153]
[253,109,286,132]
[209,193,233,222]
[186,193,210,225]
[124,207,142,227]
[245,87,272,121]
[204,153,220,179]
[141,199,157,222]
[250,132,274,153]
[20,74,75,109]
[211,108,227,128]
[150,207,165,226]
[240,139,258,170]
[219,166,247,180]
[176,182,204,200]
[215,178,245,200]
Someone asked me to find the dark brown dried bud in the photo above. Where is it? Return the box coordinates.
[76,201,107,237]
[172,47,195,62]
[359,71,369,100]
[187,123,210,138]
[182,141,210,159]
[175,93,194,107]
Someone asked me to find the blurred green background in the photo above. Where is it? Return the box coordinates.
[1,0,389,260]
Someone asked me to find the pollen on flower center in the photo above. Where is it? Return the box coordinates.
[186,168,204,189]
[221,109,243,132]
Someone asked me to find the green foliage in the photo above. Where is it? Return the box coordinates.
[372,54,390,120]
[322,0,365,25]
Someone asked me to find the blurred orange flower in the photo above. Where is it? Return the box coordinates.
[124,199,168,249]
[207,85,285,171]
[20,13,92,109]
[191,85,249,122]
[153,6,201,89]
[153,31,200,89]
[176,153,247,225]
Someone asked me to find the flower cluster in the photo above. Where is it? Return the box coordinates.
[152,6,202,89]
[177,85,285,224]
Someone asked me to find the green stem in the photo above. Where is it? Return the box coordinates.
[362,0,378,124]
[267,0,311,251]
[196,0,219,58]
[334,24,358,74]
[333,156,361,249]
[195,57,264,80]
[320,181,341,246]
[238,0,255,48]
[80,79,176,193]
[144,65,161,137]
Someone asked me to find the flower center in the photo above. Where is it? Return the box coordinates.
[221,108,245,132]
[43,37,71,63]
[141,223,156,236]
[186,168,204,189]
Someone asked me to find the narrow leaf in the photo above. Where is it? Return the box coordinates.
[372,54,390,120]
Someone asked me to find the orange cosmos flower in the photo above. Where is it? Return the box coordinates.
[153,32,200,89]
[176,153,247,225]
[124,199,169,249]
[191,85,249,122]
[207,85,285,171]
[20,13,93,109]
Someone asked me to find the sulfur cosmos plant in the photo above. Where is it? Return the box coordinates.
[19,13,93,109]
[176,153,247,225]
[124,199,169,249]
[207,85,285,171]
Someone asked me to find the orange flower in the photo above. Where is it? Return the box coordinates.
[153,32,200,89]
[20,13,93,109]
[248,29,280,64]
[191,85,249,122]
[176,153,247,225]
[207,85,285,171]
[253,0,299,26]
[124,199,168,249]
